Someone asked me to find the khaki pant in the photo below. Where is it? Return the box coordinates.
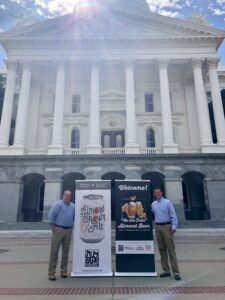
[155,224,180,275]
[48,227,72,275]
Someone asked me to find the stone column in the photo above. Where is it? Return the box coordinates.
[125,61,139,154]
[48,61,66,155]
[207,58,225,145]
[86,61,101,154]
[192,58,212,151]
[13,61,32,154]
[158,59,178,153]
[0,61,17,149]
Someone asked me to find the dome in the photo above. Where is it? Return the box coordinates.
[98,0,150,17]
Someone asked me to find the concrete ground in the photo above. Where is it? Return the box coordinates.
[0,229,225,300]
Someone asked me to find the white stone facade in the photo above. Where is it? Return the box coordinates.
[0,0,225,227]
[0,0,224,156]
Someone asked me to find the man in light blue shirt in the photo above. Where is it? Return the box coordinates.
[48,190,75,281]
[151,187,181,281]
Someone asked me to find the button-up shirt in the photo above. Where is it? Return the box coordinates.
[151,197,178,230]
[48,200,75,227]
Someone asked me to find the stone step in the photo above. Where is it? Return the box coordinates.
[0,220,225,231]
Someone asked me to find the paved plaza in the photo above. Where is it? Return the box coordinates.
[0,229,225,300]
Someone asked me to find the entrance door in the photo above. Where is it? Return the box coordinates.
[101,130,125,148]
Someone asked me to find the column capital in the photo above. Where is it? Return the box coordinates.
[20,60,32,70]
[191,58,205,68]
[90,60,101,69]
[55,60,66,69]
[207,57,219,68]
[5,60,17,70]
[124,60,136,68]
[157,58,170,69]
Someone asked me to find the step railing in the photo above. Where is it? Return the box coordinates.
[140,147,162,154]
[101,148,125,155]
[64,148,82,155]
[179,147,201,154]
[25,149,47,155]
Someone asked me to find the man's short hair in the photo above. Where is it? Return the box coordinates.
[63,190,72,195]
[154,186,163,192]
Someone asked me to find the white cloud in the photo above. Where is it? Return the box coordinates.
[36,8,45,16]
[34,0,47,9]
[147,0,182,12]
[0,4,6,10]
[217,0,225,5]
[211,8,225,15]
[158,9,180,17]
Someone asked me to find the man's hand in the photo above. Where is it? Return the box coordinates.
[171,228,176,234]
[51,224,57,234]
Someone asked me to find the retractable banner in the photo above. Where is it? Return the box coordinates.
[115,180,157,276]
[71,180,112,277]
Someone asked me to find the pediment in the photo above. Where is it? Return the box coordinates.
[1,1,225,43]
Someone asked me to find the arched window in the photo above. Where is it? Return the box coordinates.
[104,135,110,148]
[146,128,155,148]
[116,134,123,147]
[71,129,80,148]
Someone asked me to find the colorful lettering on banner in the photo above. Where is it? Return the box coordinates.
[115,180,157,276]
[71,181,112,277]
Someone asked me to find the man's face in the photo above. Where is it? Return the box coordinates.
[154,189,163,200]
[63,192,72,204]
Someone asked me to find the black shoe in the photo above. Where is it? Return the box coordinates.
[174,274,181,281]
[61,272,68,278]
[48,275,56,281]
[159,272,171,278]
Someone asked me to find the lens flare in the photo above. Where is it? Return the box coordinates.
[73,0,100,17]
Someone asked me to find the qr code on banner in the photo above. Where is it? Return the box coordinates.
[85,249,99,267]
[118,244,124,252]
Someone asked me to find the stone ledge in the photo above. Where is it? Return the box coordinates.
[0,228,224,239]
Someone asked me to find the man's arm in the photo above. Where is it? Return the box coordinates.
[168,201,178,233]
[48,202,60,233]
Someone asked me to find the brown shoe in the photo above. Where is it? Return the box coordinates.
[61,272,68,278]
[159,272,171,278]
[48,274,56,281]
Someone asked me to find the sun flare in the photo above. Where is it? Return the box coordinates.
[73,0,101,18]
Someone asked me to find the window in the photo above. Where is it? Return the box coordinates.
[116,134,123,147]
[104,135,110,148]
[220,89,225,117]
[145,93,153,112]
[146,128,155,148]
[207,92,217,144]
[72,94,80,113]
[71,129,80,148]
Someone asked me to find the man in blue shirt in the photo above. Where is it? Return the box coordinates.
[151,187,181,281]
[48,190,75,281]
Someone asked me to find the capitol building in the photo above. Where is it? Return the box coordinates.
[0,0,225,228]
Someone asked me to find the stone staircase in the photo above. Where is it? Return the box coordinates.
[179,220,225,228]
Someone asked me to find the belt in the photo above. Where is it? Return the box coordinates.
[55,225,73,229]
[156,222,171,225]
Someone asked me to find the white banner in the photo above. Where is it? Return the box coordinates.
[71,180,112,277]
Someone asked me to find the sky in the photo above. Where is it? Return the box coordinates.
[1,0,225,67]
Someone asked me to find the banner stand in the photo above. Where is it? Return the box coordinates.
[114,180,157,277]
[71,180,112,277]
